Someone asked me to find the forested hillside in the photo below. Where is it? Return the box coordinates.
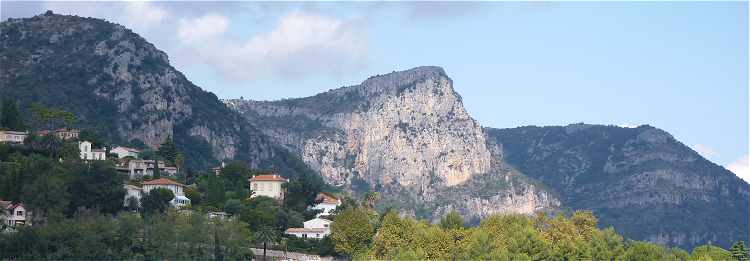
[486,124,750,249]
[0,12,298,172]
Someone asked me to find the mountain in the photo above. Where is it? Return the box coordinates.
[0,12,295,170]
[228,67,749,249]
[2,12,746,250]
[225,67,559,220]
[486,124,750,249]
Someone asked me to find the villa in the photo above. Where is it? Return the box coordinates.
[142,178,191,207]
[111,146,141,159]
[0,200,30,228]
[79,141,106,160]
[116,159,177,179]
[311,192,342,217]
[249,174,288,200]
[0,130,27,144]
[285,218,332,239]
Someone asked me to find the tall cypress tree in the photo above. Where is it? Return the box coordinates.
[152,155,161,179]
[157,135,177,165]
[1,99,25,130]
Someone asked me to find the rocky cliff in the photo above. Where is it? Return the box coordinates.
[0,12,280,170]
[229,67,749,249]
[226,67,559,221]
[487,124,750,249]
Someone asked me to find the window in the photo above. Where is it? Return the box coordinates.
[16,210,23,216]
[324,224,329,228]
[303,234,307,238]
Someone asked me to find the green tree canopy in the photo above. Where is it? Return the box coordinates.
[440,211,465,230]
[331,206,375,257]
[67,161,125,215]
[141,188,174,216]
[0,99,25,130]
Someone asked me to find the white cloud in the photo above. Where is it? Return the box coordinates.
[726,155,750,183]
[42,1,168,34]
[691,144,718,159]
[175,12,368,81]
[618,124,640,128]
[121,1,168,32]
[177,14,229,44]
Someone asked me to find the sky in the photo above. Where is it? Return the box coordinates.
[2,1,748,181]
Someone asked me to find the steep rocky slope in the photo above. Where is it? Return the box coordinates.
[226,67,559,221]
[229,67,749,249]
[486,124,750,249]
[0,12,287,170]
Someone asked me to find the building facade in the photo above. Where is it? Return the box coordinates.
[285,218,332,239]
[311,192,342,217]
[0,201,30,228]
[0,130,27,144]
[117,159,177,179]
[250,174,288,200]
[123,184,142,208]
[111,146,141,159]
[38,128,80,140]
[79,141,106,160]
[142,178,191,207]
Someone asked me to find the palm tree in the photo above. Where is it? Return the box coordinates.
[254,226,277,261]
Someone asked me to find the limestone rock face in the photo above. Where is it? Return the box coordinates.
[0,13,275,169]
[226,67,555,219]
[228,67,490,187]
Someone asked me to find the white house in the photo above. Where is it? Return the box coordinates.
[0,130,27,144]
[111,146,141,159]
[117,159,177,179]
[285,218,332,239]
[250,174,288,200]
[207,211,230,220]
[79,141,106,160]
[311,192,342,217]
[0,200,30,227]
[142,178,191,207]
[123,184,142,208]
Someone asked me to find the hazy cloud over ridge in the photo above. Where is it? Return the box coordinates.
[175,11,368,81]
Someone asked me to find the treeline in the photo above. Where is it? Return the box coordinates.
[0,210,252,260]
[330,205,750,261]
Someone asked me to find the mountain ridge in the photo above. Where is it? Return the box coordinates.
[1,12,746,250]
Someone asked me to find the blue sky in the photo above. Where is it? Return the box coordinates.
[2,1,747,178]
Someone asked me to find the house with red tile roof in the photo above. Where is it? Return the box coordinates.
[249,174,288,200]
[312,192,342,217]
[142,178,191,207]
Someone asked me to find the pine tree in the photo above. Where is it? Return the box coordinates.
[731,241,749,261]
[0,99,25,130]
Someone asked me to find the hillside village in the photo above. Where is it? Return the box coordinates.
[0,101,347,258]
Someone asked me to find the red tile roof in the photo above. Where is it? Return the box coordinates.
[316,192,341,204]
[250,174,287,182]
[142,178,185,187]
